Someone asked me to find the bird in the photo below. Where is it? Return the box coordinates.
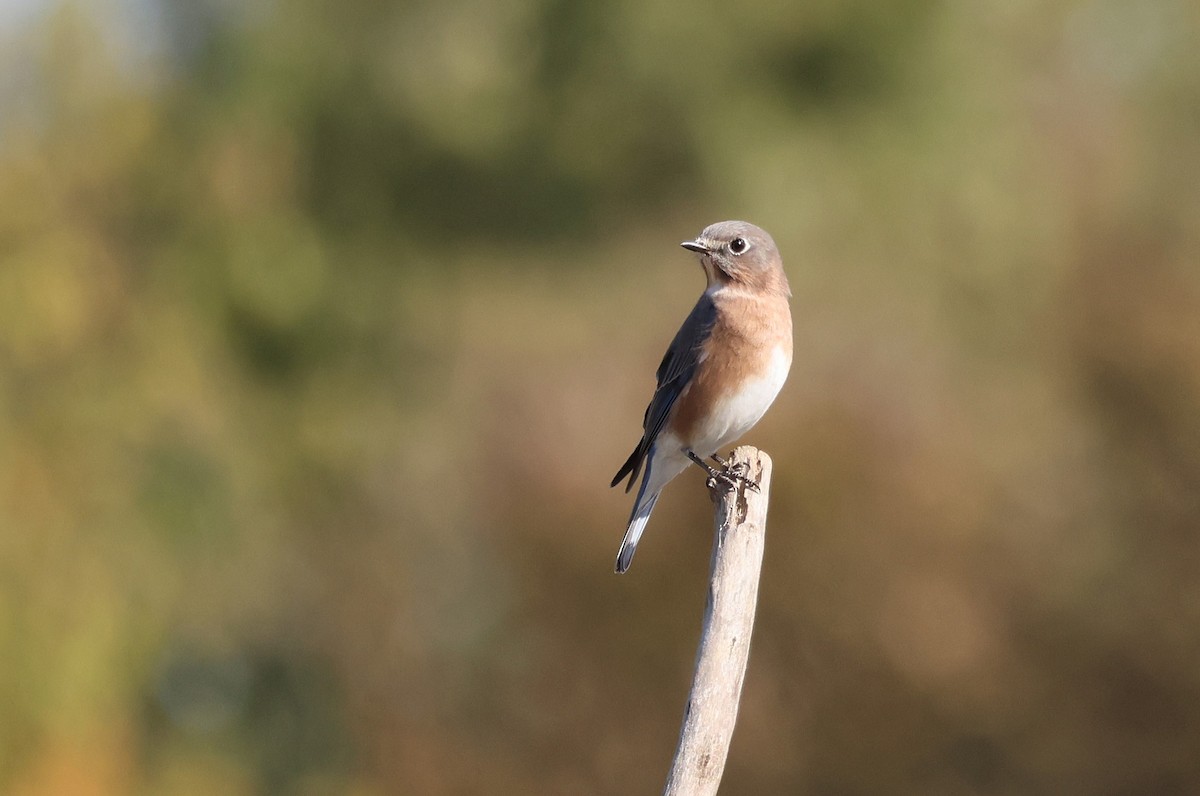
[611,220,793,573]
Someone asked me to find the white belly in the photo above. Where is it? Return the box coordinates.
[693,345,791,455]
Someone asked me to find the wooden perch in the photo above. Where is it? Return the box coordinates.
[663,445,772,796]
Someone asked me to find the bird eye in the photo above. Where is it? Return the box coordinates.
[729,237,749,255]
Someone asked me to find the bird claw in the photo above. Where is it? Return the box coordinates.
[690,450,760,493]
[725,460,760,492]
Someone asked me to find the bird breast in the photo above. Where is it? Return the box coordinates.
[692,344,791,453]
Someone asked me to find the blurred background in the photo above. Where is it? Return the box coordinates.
[2,0,1199,793]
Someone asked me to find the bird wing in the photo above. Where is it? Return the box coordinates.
[611,293,718,491]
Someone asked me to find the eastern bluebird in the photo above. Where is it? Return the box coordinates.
[611,220,793,573]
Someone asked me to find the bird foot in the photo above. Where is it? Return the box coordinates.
[687,450,760,493]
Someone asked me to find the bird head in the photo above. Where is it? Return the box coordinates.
[681,220,791,298]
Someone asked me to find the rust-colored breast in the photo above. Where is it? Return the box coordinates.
[668,290,792,446]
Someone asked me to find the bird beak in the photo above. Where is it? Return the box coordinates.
[680,239,710,253]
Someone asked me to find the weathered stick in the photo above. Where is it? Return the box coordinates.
[663,445,772,796]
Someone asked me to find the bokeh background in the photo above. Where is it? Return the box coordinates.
[2,0,1200,793]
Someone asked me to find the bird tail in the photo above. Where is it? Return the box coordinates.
[615,489,659,574]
